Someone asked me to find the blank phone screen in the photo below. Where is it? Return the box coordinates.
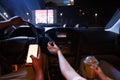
[26,44,38,63]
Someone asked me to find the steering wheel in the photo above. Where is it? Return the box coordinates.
[1,22,38,42]
[0,22,39,64]
[10,22,39,43]
[0,25,16,39]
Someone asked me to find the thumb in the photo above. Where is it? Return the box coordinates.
[30,55,35,59]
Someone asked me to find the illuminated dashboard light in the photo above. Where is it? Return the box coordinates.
[79,9,82,12]
[26,12,29,15]
[3,12,9,18]
[60,13,63,16]
[75,24,79,28]
[27,19,30,22]
[67,4,71,6]
[3,12,7,15]
[95,13,98,17]
[63,24,66,28]
[82,12,85,15]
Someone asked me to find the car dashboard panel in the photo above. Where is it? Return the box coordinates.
[45,28,81,79]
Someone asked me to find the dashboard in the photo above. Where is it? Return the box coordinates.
[45,27,81,80]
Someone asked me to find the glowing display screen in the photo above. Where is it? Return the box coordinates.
[35,9,55,24]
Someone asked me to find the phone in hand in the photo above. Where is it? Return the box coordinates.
[26,44,38,63]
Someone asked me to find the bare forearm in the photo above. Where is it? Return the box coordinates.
[58,50,86,80]
[47,42,86,80]
[58,50,72,71]
[98,72,113,80]
[35,71,44,80]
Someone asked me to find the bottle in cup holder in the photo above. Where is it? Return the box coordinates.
[83,56,99,79]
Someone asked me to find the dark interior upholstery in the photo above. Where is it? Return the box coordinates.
[78,28,120,55]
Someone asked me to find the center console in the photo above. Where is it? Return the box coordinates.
[45,28,81,80]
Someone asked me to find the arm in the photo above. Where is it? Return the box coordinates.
[91,66,113,80]
[47,42,86,80]
[58,50,86,80]
[30,46,44,80]
[0,16,27,30]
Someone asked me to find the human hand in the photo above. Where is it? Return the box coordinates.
[9,16,27,26]
[30,55,42,72]
[90,65,103,75]
[91,65,113,80]
[47,41,60,55]
[30,55,44,80]
[30,45,43,71]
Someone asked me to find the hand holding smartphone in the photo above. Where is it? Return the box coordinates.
[26,44,38,63]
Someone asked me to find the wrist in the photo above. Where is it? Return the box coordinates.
[36,71,44,80]
[57,50,62,54]
[98,72,111,80]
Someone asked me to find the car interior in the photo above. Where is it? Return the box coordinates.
[0,0,120,80]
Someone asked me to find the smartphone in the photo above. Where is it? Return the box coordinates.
[26,44,38,63]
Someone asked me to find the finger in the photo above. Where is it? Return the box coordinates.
[47,42,51,47]
[52,42,58,47]
[30,55,35,58]
[30,55,38,65]
[47,45,51,49]
[91,65,99,72]
[30,55,38,61]
[47,43,53,49]
[54,44,58,47]
[37,46,42,60]
[90,65,96,70]
[30,55,35,63]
